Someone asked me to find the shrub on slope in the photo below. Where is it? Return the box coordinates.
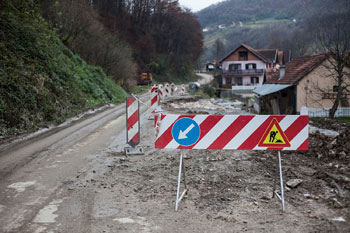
[0,1,127,137]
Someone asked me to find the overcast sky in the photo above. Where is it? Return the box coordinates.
[178,0,224,12]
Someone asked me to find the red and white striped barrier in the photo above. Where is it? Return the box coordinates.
[164,83,170,97]
[180,84,185,95]
[126,97,140,147]
[171,83,175,96]
[150,85,158,113]
[158,84,163,99]
[155,114,308,151]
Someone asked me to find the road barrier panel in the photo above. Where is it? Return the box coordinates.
[164,83,170,97]
[124,96,144,155]
[180,84,185,95]
[148,85,162,120]
[150,85,159,113]
[158,84,163,99]
[155,114,309,211]
[170,83,177,96]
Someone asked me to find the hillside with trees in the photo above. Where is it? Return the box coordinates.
[1,0,203,138]
[41,0,203,83]
[198,0,349,64]
[0,1,128,138]
[197,0,344,28]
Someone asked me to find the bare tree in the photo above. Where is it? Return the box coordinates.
[212,38,226,62]
[317,11,350,118]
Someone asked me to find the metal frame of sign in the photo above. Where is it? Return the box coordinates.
[155,113,309,212]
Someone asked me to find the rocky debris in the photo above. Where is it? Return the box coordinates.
[310,118,348,132]
[306,128,350,162]
[286,179,303,188]
[167,100,226,113]
[298,166,317,176]
[164,98,250,115]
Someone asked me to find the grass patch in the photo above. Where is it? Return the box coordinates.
[131,85,151,95]
[336,117,350,124]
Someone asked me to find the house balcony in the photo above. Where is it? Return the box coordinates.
[219,83,261,90]
[223,69,264,76]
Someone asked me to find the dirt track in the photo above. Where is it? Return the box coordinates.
[0,91,349,233]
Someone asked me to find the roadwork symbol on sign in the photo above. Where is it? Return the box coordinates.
[172,118,200,146]
[258,118,291,148]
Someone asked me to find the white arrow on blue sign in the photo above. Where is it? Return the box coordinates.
[171,118,200,146]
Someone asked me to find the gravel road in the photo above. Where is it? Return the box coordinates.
[0,88,349,233]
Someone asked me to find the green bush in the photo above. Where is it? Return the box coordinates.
[203,84,216,98]
[0,1,127,138]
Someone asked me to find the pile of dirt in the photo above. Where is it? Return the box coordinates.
[310,118,348,132]
[253,127,350,214]
[306,129,350,163]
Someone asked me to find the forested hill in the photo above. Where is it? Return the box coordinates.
[197,0,344,27]
[0,0,204,138]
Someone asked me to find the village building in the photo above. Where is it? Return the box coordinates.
[206,62,216,72]
[216,44,290,91]
[254,54,350,114]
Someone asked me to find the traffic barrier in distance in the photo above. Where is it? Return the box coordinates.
[150,85,158,113]
[180,84,185,95]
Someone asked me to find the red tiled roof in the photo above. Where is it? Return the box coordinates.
[266,54,327,85]
[220,44,269,63]
[256,49,277,63]
[265,71,280,84]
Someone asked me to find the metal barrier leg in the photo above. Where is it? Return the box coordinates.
[273,151,286,212]
[272,153,278,198]
[175,150,187,211]
[278,151,285,212]
[182,150,187,190]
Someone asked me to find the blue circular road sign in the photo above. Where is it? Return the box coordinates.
[172,118,200,146]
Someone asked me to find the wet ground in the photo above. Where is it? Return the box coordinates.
[1,92,349,232]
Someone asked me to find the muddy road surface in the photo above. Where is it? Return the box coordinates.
[0,91,349,233]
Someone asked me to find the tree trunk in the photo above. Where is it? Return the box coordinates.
[329,65,343,118]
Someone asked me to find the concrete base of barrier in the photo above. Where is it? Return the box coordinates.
[124,145,144,155]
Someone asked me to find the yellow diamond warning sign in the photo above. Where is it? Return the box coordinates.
[258,118,291,148]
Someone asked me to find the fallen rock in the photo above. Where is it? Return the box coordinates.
[299,166,317,176]
[286,179,303,188]
[332,198,343,208]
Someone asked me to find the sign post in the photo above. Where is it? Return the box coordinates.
[175,149,187,211]
[155,114,309,211]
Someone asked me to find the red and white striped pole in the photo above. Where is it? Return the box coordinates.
[171,83,175,96]
[180,84,185,95]
[126,97,140,147]
[150,85,158,113]
[158,84,163,100]
[165,83,170,97]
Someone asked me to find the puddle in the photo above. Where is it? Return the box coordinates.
[113,217,135,224]
[94,208,119,218]
[330,217,346,222]
[33,199,63,224]
[8,181,36,192]
[309,126,339,137]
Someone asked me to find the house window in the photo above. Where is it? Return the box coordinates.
[229,64,241,71]
[239,51,248,60]
[235,77,243,85]
[251,77,259,85]
[246,63,256,69]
